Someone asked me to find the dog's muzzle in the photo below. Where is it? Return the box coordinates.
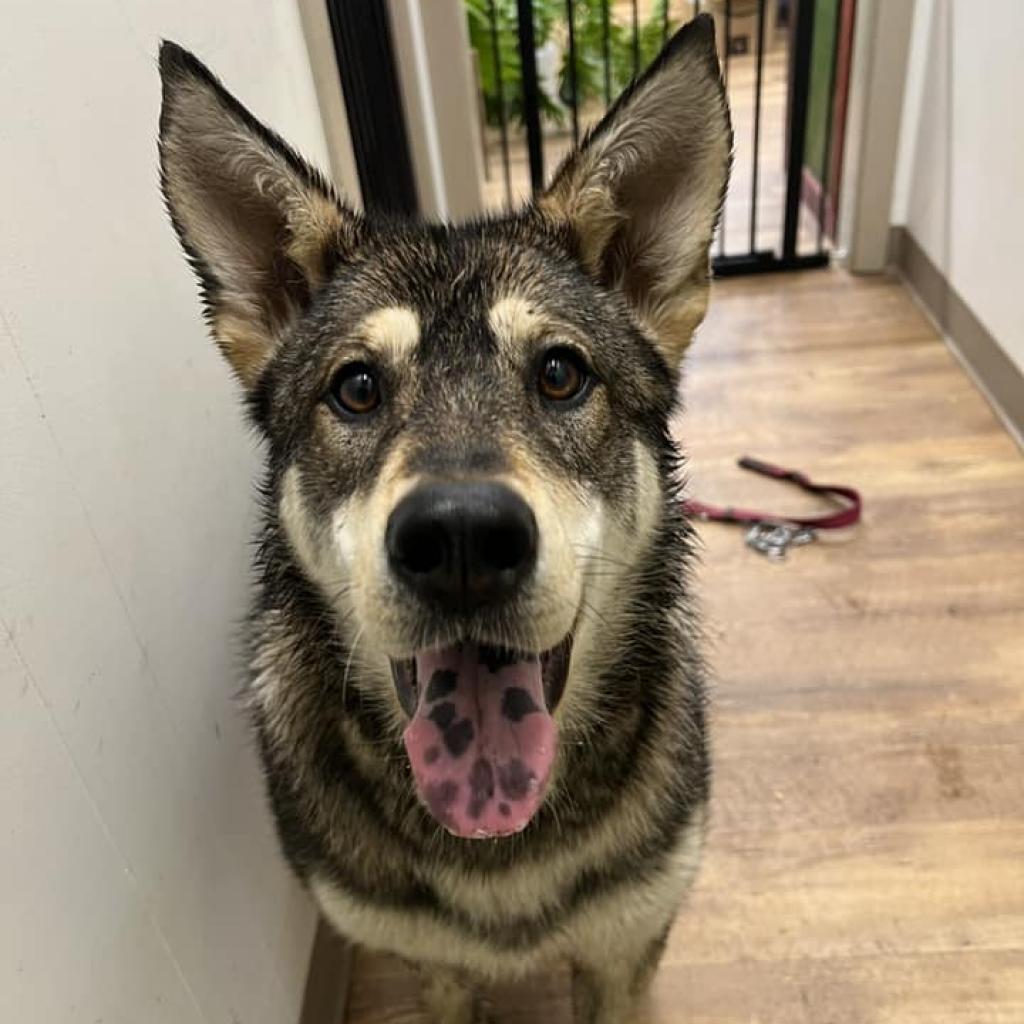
[384,482,571,840]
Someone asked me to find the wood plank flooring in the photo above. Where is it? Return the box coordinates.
[344,269,1024,1023]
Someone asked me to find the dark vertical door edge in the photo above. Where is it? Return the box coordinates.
[326,0,418,216]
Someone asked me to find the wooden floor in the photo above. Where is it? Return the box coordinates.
[344,269,1024,1023]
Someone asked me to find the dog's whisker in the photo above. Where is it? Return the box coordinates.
[341,626,364,708]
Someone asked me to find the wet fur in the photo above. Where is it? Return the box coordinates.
[159,17,730,1023]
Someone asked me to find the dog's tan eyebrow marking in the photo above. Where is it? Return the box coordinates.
[488,295,546,350]
[355,306,420,360]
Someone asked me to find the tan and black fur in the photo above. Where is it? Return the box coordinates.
[158,17,731,1023]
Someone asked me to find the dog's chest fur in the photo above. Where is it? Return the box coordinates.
[311,807,705,979]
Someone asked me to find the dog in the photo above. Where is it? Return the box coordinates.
[159,15,730,1023]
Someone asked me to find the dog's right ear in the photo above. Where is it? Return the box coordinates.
[159,42,360,389]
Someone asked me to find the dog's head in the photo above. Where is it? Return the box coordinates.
[159,18,730,839]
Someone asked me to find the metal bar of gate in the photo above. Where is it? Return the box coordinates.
[602,0,612,107]
[487,0,512,207]
[718,0,732,258]
[749,0,767,253]
[817,0,843,248]
[782,0,817,258]
[565,0,580,146]
[631,0,640,79]
[515,0,545,195]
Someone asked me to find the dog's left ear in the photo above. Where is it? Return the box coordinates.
[158,41,360,389]
[540,15,731,366]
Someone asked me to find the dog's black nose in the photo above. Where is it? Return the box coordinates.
[386,482,537,611]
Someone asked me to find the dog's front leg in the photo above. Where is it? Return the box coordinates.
[573,962,640,1024]
[416,964,485,1024]
[572,922,672,1024]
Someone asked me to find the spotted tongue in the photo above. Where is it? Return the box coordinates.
[403,643,556,839]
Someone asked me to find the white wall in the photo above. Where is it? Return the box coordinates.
[388,0,485,221]
[296,0,364,205]
[892,0,1024,372]
[0,2,337,1021]
[837,0,916,272]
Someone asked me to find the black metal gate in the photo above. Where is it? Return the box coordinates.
[329,1,850,277]
[493,0,850,276]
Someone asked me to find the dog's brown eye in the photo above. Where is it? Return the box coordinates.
[328,363,380,417]
[538,349,588,403]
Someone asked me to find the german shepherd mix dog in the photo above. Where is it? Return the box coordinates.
[159,15,730,1023]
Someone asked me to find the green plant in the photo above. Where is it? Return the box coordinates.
[466,0,680,129]
[465,0,565,128]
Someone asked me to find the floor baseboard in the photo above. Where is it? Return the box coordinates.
[299,918,353,1024]
[889,225,1024,449]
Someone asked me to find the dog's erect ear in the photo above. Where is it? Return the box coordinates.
[158,42,360,388]
[540,15,731,366]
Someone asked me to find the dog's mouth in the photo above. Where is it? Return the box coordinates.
[390,636,572,840]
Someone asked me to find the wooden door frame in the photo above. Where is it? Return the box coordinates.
[835,0,915,272]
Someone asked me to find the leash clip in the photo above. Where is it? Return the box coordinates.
[684,455,861,561]
[745,522,817,560]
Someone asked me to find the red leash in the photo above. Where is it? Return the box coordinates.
[683,456,862,558]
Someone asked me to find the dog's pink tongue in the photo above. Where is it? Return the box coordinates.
[403,644,556,839]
